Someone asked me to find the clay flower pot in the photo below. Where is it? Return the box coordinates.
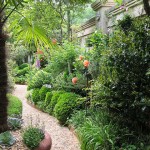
[35,131,52,150]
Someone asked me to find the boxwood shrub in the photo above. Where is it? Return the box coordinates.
[7,94,22,117]
[32,88,40,104]
[44,92,53,106]
[19,63,29,70]
[39,86,51,102]
[46,91,64,114]
[16,67,29,76]
[54,92,81,124]
[27,70,51,90]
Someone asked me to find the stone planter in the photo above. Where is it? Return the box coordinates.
[35,131,52,150]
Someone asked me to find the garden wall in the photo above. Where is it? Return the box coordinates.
[76,0,150,47]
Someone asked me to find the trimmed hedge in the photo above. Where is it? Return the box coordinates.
[47,91,65,115]
[32,88,40,104]
[17,67,29,76]
[19,63,29,70]
[45,92,53,106]
[7,94,22,116]
[39,86,51,102]
[27,70,51,90]
[54,92,81,124]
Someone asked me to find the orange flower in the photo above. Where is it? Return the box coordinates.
[83,60,90,67]
[72,77,78,84]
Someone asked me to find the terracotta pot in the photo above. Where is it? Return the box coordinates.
[35,131,52,150]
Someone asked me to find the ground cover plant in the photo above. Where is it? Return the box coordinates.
[7,94,22,117]
[69,108,149,150]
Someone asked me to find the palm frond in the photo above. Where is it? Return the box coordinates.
[9,17,53,54]
[4,0,25,7]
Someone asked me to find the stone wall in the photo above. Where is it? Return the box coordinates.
[76,0,150,47]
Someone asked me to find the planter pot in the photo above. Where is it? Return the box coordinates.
[35,131,52,150]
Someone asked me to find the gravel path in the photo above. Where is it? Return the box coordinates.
[13,85,80,150]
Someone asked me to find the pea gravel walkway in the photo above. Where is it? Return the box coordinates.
[13,85,80,150]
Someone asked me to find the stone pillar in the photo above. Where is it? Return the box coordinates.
[91,0,115,33]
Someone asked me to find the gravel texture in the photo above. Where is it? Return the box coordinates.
[12,84,80,150]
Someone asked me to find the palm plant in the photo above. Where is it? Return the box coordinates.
[0,0,52,133]
[0,0,25,133]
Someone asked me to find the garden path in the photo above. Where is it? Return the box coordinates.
[13,84,80,150]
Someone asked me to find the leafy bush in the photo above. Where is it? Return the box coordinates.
[15,76,26,84]
[18,63,29,70]
[45,92,53,106]
[54,92,81,124]
[32,88,40,104]
[90,16,150,127]
[47,91,65,114]
[39,86,51,102]
[68,110,87,128]
[7,94,22,117]
[22,127,44,149]
[16,67,29,76]
[0,131,16,146]
[69,108,118,150]
[27,70,51,90]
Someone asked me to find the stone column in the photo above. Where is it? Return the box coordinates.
[91,0,115,33]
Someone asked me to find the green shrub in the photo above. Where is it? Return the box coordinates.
[16,67,29,76]
[0,131,16,146]
[27,70,51,90]
[47,91,65,114]
[32,88,40,104]
[15,76,26,84]
[37,101,45,111]
[90,16,150,127]
[45,92,53,106]
[19,63,29,70]
[39,86,51,102]
[7,94,22,117]
[68,110,87,128]
[54,92,81,124]
[26,90,33,101]
[22,127,44,149]
[69,108,121,150]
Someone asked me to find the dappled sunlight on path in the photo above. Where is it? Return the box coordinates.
[13,85,80,150]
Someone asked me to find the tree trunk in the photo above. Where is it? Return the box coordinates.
[0,12,8,133]
[143,0,150,16]
[122,0,150,16]
[67,9,71,41]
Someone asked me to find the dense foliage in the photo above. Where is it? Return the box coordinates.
[54,92,82,124]
[88,16,150,128]
[27,70,51,90]
[32,88,40,104]
[47,91,65,115]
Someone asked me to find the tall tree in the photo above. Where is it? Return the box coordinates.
[0,0,25,133]
[0,0,52,133]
